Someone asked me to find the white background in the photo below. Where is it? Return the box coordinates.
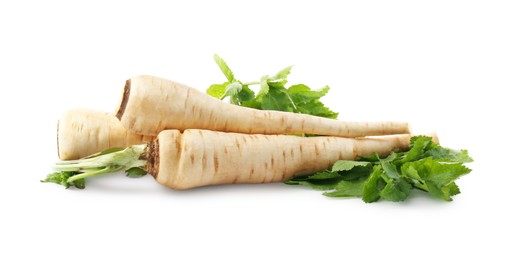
[1,1,523,259]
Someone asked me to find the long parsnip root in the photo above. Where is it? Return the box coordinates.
[149,129,437,190]
[116,75,410,137]
[58,109,154,160]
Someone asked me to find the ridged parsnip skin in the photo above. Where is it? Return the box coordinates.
[117,75,410,137]
[152,130,428,190]
[58,109,154,160]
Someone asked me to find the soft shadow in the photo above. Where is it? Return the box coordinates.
[65,174,462,207]
[155,182,289,197]
[79,173,290,196]
[308,188,455,207]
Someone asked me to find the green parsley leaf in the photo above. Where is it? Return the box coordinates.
[224,82,243,98]
[426,181,461,201]
[426,147,473,163]
[332,160,371,172]
[357,152,381,162]
[235,85,256,104]
[380,177,412,202]
[380,161,401,179]
[267,79,287,88]
[402,136,433,163]
[259,88,294,112]
[41,172,83,189]
[214,54,235,82]
[287,85,338,118]
[258,75,270,97]
[265,66,293,88]
[287,84,329,103]
[339,166,372,181]
[272,66,293,80]
[295,100,338,119]
[401,164,423,182]
[206,82,228,99]
[361,166,386,203]
[405,157,471,187]
[323,177,367,197]
[305,170,341,180]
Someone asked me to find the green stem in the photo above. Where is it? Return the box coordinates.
[284,91,299,112]
[243,81,260,86]
[51,145,147,185]
[67,166,123,182]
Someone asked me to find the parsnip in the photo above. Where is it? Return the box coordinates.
[116,75,410,137]
[150,130,432,190]
[58,109,154,160]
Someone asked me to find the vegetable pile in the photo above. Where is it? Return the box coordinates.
[43,55,473,203]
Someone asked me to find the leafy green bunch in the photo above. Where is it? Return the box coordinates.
[206,54,338,119]
[286,136,473,202]
[42,146,148,189]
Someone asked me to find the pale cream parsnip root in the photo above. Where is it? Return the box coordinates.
[117,75,410,137]
[58,109,154,160]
